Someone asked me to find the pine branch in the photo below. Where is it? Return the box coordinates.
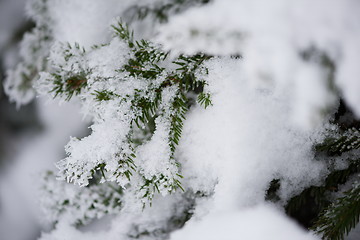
[316,128,360,156]
[112,21,134,48]
[51,72,87,100]
[285,160,360,228]
[314,182,360,240]
[197,92,212,109]
[42,22,212,205]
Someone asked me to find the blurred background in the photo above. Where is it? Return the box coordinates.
[0,1,87,239]
[0,1,40,238]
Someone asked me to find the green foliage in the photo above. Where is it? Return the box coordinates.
[113,145,137,182]
[265,179,281,202]
[281,124,360,238]
[48,43,88,100]
[93,90,118,101]
[316,128,360,156]
[197,92,212,109]
[314,182,360,240]
[46,22,212,204]
[169,93,187,153]
[112,22,134,48]
[284,161,360,227]
[140,173,184,205]
[111,22,212,167]
[51,72,87,100]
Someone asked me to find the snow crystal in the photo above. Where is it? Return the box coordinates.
[87,38,131,79]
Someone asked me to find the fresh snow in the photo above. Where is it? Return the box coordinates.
[2,0,360,240]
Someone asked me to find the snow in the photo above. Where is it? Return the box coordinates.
[179,58,327,209]
[171,204,318,240]
[136,116,174,181]
[87,38,131,79]
[157,0,360,124]
[2,0,360,239]
[39,172,122,226]
[38,56,329,240]
[39,192,193,240]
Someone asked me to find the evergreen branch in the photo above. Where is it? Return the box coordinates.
[112,21,134,48]
[46,22,212,205]
[316,128,360,156]
[285,160,360,228]
[112,144,137,183]
[314,182,360,240]
[197,92,212,109]
[51,72,88,101]
[173,54,211,93]
[169,92,187,154]
[46,43,89,101]
[93,90,119,101]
